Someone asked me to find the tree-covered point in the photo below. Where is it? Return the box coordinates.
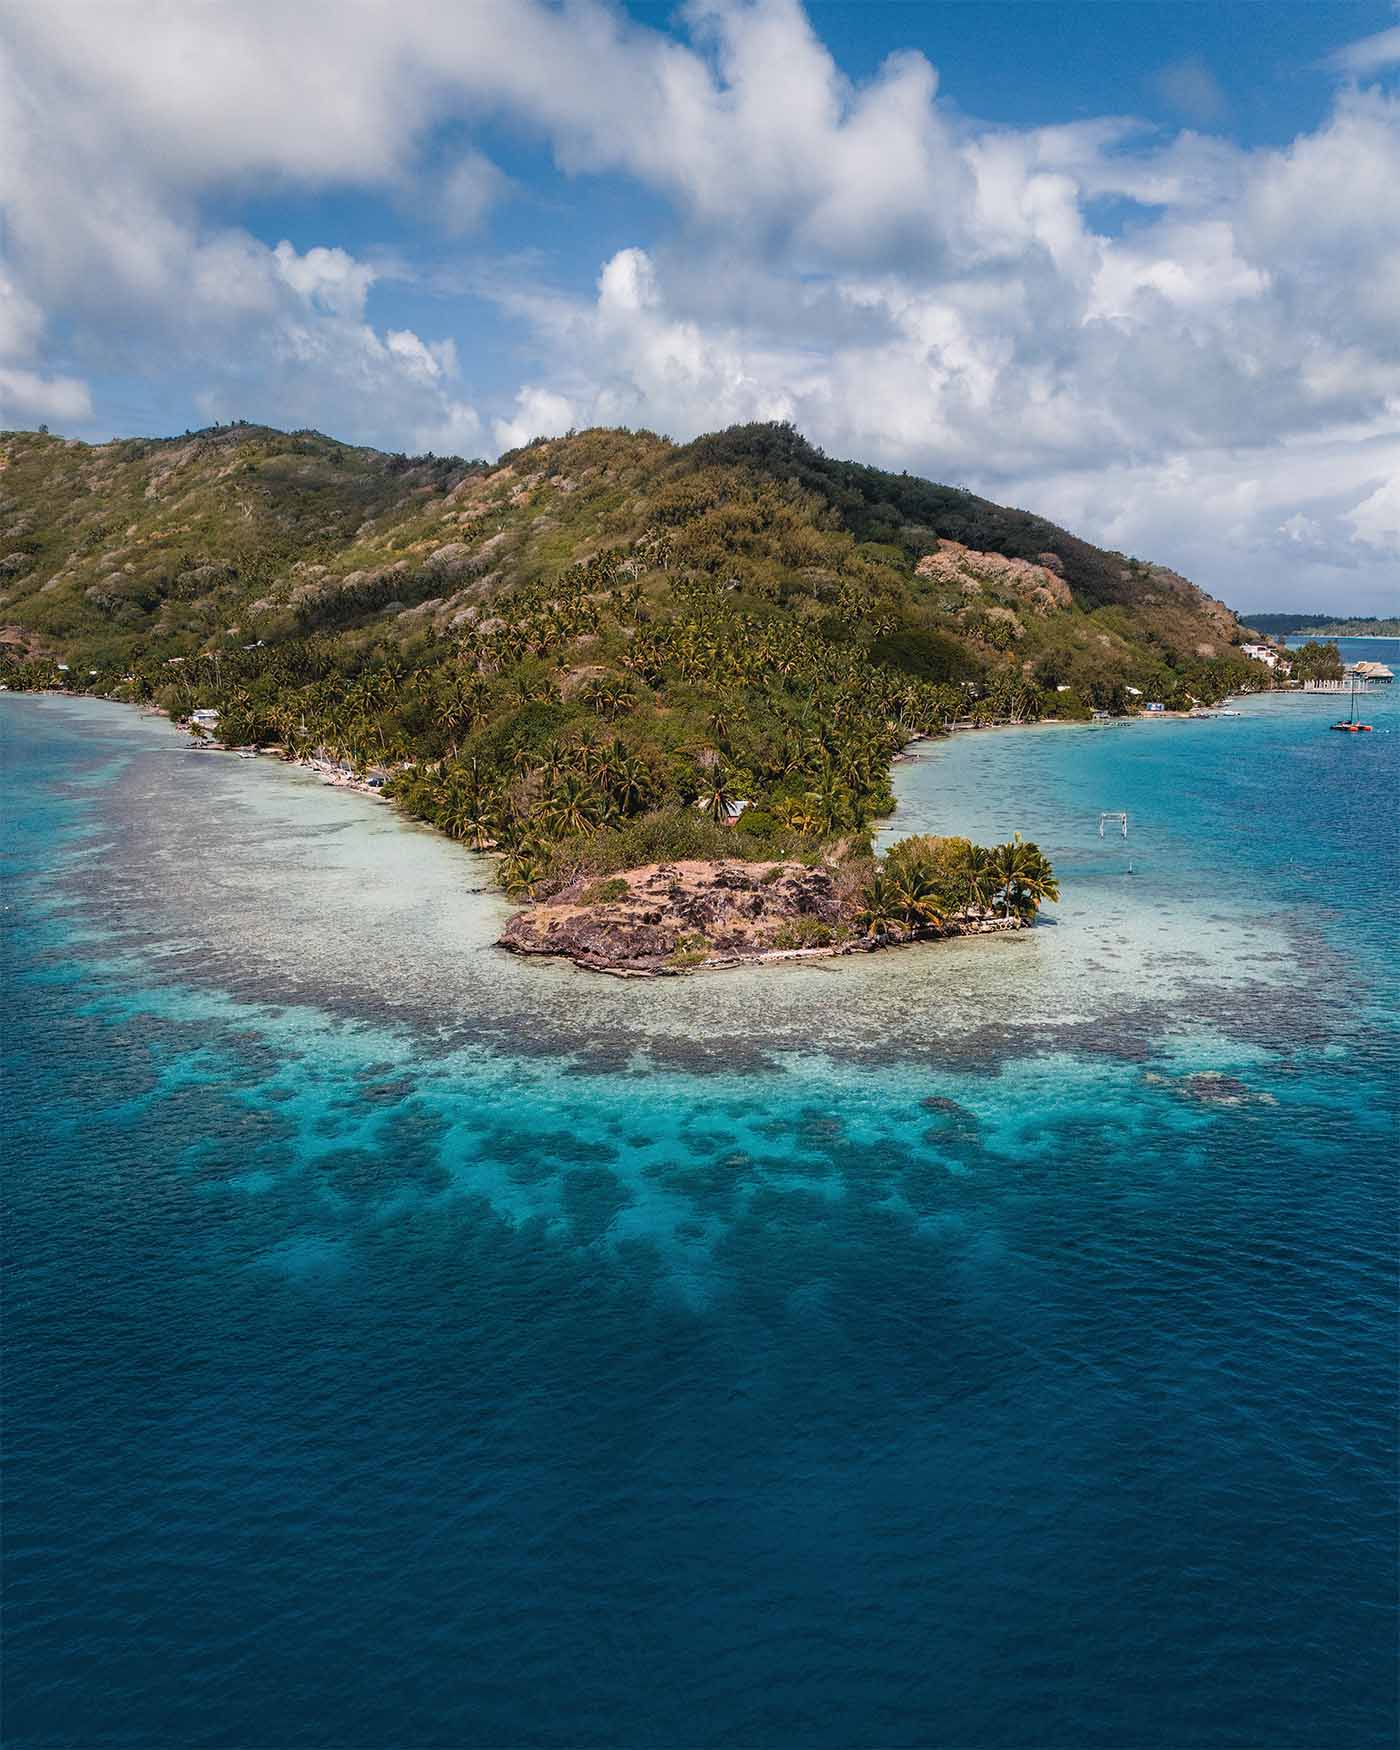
[854,833,1059,940]
[1288,640,1345,681]
[1,420,1267,894]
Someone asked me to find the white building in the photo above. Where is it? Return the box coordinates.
[1241,643,1279,668]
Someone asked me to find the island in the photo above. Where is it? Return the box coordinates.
[1243,613,1400,639]
[1,419,1266,970]
[499,833,1056,976]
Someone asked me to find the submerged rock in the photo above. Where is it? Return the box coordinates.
[1142,1068,1279,1108]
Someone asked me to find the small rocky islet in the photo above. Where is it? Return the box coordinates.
[499,854,1025,976]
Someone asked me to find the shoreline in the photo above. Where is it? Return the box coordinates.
[3,684,1344,1050]
[2,683,1284,989]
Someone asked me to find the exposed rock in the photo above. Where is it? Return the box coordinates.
[499,857,1020,977]
[425,540,476,579]
[500,858,844,974]
[916,539,1073,612]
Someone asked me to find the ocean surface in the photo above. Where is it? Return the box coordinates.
[4,642,1397,1749]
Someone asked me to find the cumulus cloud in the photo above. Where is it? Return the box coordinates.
[0,272,93,427]
[273,243,377,319]
[493,387,579,455]
[1348,473,1400,552]
[0,366,93,428]
[1,0,1397,605]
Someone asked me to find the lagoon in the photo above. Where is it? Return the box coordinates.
[4,653,1396,1748]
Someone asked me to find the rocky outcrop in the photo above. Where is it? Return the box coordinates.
[499,857,1023,977]
[916,540,1073,613]
[499,857,848,976]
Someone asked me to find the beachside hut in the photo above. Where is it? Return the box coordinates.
[695,797,751,825]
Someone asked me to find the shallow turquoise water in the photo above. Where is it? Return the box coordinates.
[4,653,1396,1748]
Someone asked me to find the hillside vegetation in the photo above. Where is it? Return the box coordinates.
[2,419,1259,896]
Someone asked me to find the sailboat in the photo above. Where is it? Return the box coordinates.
[1330,669,1373,733]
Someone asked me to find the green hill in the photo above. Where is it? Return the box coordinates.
[1,419,1260,892]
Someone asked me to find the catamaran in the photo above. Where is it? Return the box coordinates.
[1330,669,1373,733]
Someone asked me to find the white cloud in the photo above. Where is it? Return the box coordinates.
[0,365,93,427]
[0,265,93,427]
[273,243,377,319]
[1348,474,1400,553]
[1327,23,1400,77]
[493,387,578,455]
[1,0,1398,604]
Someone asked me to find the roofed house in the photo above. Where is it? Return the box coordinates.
[1353,661,1393,684]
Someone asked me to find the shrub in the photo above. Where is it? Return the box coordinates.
[579,876,630,905]
[737,807,778,840]
[667,932,710,969]
[539,808,738,890]
[770,916,840,950]
[884,833,976,909]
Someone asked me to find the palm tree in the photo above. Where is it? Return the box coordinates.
[535,741,572,787]
[855,870,901,939]
[806,768,853,833]
[991,835,1058,920]
[542,775,610,838]
[1000,837,1059,918]
[774,795,822,836]
[696,764,740,826]
[611,754,650,816]
[582,675,636,719]
[499,844,547,898]
[963,844,999,917]
[887,859,945,935]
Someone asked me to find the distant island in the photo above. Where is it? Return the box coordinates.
[2,419,1275,971]
[1244,613,1400,638]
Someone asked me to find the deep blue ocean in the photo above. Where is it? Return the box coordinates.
[4,644,1397,1749]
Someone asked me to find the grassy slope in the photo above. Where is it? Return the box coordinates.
[2,419,1248,679]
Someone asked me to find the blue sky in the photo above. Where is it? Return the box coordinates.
[3,0,1399,611]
